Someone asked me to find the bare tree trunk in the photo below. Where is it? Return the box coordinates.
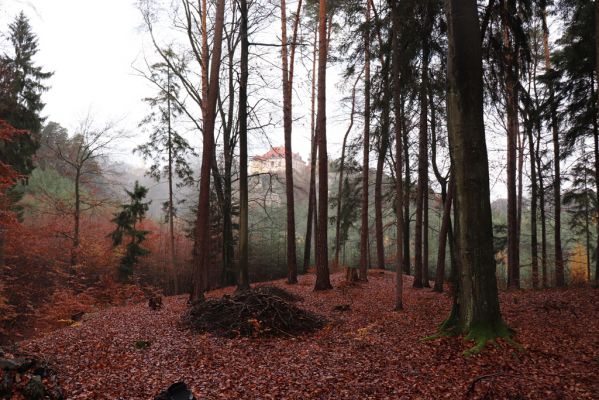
[191,0,226,302]
[403,117,411,275]
[304,28,318,274]
[314,0,332,291]
[237,0,250,291]
[433,178,453,292]
[537,130,548,288]
[442,0,507,344]
[280,0,303,284]
[527,119,539,289]
[390,0,404,310]
[360,0,372,282]
[502,3,520,289]
[541,2,564,287]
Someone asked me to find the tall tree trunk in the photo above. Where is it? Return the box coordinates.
[403,114,411,275]
[502,2,520,289]
[191,0,226,302]
[237,0,250,291]
[280,0,299,284]
[442,0,507,348]
[537,128,548,288]
[433,178,454,293]
[304,28,318,274]
[594,0,599,283]
[526,118,539,289]
[314,0,332,291]
[335,77,359,269]
[390,0,404,310]
[360,0,372,282]
[541,2,564,287]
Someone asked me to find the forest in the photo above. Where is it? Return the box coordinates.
[0,0,598,398]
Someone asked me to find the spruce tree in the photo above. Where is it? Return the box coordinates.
[111,182,151,281]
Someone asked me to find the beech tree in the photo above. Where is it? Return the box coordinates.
[441,0,508,352]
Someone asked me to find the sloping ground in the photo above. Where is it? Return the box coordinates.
[21,272,599,399]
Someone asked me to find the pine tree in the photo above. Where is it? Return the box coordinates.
[111,182,151,281]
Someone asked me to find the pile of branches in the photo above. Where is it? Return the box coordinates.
[253,285,303,303]
[0,347,64,399]
[182,289,325,338]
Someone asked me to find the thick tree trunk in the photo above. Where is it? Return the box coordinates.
[433,178,454,293]
[314,0,332,291]
[594,0,599,282]
[237,0,250,291]
[541,3,564,287]
[595,123,599,282]
[360,0,371,282]
[442,0,507,350]
[191,0,226,302]
[502,5,520,289]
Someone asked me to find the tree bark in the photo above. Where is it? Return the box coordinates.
[442,0,507,349]
[71,167,81,266]
[502,2,520,289]
[594,0,599,283]
[360,0,372,282]
[191,0,226,302]
[541,2,564,286]
[403,114,411,275]
[303,28,318,274]
[280,0,303,284]
[335,77,359,270]
[433,177,453,293]
[390,0,404,310]
[237,0,250,291]
[314,0,332,291]
[526,118,539,289]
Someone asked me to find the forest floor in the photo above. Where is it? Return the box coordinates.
[20,271,599,399]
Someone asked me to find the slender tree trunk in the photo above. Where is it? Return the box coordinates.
[442,0,507,346]
[541,3,564,287]
[360,0,372,282]
[433,178,454,292]
[314,0,332,291]
[304,28,318,274]
[527,119,539,289]
[403,115,411,275]
[280,0,303,284]
[537,133,548,288]
[502,3,520,289]
[335,78,359,268]
[71,168,81,266]
[390,0,404,310]
[191,0,226,302]
[237,0,250,291]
